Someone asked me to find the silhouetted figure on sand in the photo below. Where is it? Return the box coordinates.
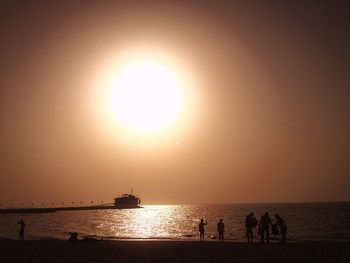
[275,214,287,243]
[259,212,272,243]
[245,212,258,243]
[217,219,225,241]
[17,220,25,240]
[199,219,207,241]
[67,232,78,242]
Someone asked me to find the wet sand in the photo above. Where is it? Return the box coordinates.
[0,239,349,263]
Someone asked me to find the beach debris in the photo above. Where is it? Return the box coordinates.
[67,232,100,242]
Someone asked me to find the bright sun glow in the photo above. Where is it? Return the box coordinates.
[107,62,182,131]
[93,48,198,146]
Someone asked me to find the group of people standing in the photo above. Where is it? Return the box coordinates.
[246,212,287,243]
[199,212,287,243]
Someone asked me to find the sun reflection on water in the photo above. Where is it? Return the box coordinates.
[109,205,190,239]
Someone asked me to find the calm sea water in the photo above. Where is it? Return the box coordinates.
[1,203,349,242]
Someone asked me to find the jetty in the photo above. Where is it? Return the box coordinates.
[0,192,141,214]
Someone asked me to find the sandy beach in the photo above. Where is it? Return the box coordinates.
[0,239,349,263]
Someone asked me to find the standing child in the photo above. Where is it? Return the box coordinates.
[199,219,207,241]
[275,214,287,243]
[217,219,225,241]
[17,220,26,240]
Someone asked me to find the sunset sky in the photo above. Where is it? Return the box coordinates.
[0,0,349,206]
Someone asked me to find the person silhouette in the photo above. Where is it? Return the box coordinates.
[245,212,257,243]
[17,220,26,240]
[217,219,225,241]
[199,219,207,241]
[275,214,287,243]
[259,212,272,243]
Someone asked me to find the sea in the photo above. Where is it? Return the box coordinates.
[1,203,349,242]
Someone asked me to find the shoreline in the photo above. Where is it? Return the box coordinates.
[1,235,350,243]
[1,239,349,263]
[1,236,350,242]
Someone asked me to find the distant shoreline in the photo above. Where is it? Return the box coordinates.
[2,201,350,209]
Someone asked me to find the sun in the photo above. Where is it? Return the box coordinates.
[107,62,183,131]
[93,48,198,145]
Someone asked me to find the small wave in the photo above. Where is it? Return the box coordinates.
[181,234,196,238]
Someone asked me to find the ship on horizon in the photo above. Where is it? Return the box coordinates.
[114,189,141,208]
[0,190,142,214]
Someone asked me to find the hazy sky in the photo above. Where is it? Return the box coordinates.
[1,0,349,205]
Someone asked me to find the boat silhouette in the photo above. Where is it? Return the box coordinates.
[114,189,141,208]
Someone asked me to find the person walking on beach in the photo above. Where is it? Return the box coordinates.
[245,212,258,243]
[199,219,207,241]
[17,220,25,240]
[259,212,272,243]
[275,214,287,243]
[217,219,225,241]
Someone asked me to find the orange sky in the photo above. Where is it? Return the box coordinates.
[0,1,349,206]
